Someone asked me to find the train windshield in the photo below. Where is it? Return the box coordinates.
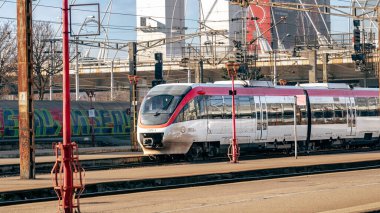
[140,85,191,125]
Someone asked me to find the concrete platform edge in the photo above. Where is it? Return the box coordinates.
[1,159,380,206]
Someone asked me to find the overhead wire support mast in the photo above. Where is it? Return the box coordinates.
[229,0,378,20]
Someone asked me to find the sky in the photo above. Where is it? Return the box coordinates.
[0,0,355,37]
[0,0,360,59]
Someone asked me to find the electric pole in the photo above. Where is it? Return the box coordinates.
[17,0,35,179]
[129,42,139,151]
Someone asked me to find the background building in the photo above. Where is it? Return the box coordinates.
[136,0,185,60]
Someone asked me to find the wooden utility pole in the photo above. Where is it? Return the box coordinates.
[17,0,35,179]
[128,42,139,151]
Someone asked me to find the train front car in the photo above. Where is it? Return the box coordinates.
[138,84,195,155]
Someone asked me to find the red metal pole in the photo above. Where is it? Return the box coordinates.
[62,0,73,212]
[231,70,238,163]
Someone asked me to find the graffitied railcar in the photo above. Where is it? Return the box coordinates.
[137,82,380,158]
[0,101,130,148]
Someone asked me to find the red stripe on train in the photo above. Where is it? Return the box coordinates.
[138,86,379,129]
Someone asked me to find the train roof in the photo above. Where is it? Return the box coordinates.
[156,82,378,91]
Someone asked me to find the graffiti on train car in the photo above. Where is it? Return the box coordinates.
[3,109,18,138]
[0,108,130,138]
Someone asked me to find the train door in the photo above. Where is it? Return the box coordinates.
[346,97,357,136]
[254,96,268,140]
[235,96,255,138]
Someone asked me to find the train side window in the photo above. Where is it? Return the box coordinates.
[282,103,294,125]
[250,97,256,119]
[184,99,197,121]
[223,96,232,119]
[333,103,347,124]
[196,96,207,119]
[237,96,251,119]
[355,97,368,117]
[323,104,334,124]
[175,105,186,123]
[299,105,307,125]
[311,104,324,124]
[208,96,224,119]
[368,97,378,116]
[268,103,282,126]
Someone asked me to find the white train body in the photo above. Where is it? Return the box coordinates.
[137,82,380,155]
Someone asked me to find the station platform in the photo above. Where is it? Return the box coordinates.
[1,151,380,194]
[3,168,380,212]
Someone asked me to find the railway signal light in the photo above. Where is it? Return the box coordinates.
[353,28,361,52]
[235,51,243,63]
[353,20,360,27]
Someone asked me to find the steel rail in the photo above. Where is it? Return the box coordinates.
[1,147,379,177]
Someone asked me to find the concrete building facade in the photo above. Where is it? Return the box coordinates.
[136,0,185,60]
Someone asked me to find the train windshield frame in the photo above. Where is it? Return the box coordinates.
[140,85,191,125]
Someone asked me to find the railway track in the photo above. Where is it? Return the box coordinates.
[1,147,379,177]
[1,150,380,207]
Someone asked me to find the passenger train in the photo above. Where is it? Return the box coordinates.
[137,81,380,158]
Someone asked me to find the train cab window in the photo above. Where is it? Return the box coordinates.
[223,96,232,119]
[237,96,252,119]
[282,103,294,125]
[141,94,182,125]
[208,96,224,119]
[368,97,378,117]
[268,103,282,126]
[196,96,207,119]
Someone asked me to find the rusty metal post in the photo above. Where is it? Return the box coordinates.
[51,3,84,212]
[226,62,240,163]
[17,0,35,179]
[62,0,74,211]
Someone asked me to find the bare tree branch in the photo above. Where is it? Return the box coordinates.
[32,22,63,100]
[0,22,17,97]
